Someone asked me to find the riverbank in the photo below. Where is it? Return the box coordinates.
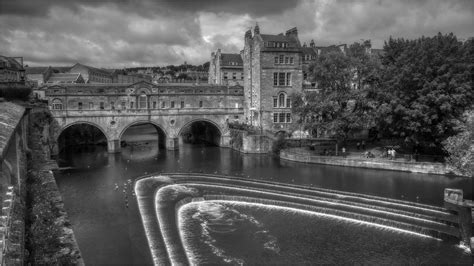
[280,147,462,176]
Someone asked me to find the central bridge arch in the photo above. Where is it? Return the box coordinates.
[178,118,224,146]
[119,121,168,149]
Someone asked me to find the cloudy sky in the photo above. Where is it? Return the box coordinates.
[1,0,473,68]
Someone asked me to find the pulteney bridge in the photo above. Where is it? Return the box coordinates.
[45,81,244,152]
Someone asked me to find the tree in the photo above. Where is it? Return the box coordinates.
[377,33,474,149]
[443,111,474,176]
[292,42,380,141]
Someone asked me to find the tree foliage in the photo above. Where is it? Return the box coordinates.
[292,41,380,140]
[377,33,474,148]
[443,111,474,176]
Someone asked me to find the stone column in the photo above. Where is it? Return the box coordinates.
[166,137,179,151]
[107,139,121,153]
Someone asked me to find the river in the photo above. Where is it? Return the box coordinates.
[55,130,472,264]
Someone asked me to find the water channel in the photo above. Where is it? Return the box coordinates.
[55,125,472,265]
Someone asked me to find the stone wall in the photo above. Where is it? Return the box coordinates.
[280,148,456,175]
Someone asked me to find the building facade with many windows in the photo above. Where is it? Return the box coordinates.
[242,25,303,133]
[209,49,244,86]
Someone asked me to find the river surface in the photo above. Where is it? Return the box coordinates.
[55,135,472,265]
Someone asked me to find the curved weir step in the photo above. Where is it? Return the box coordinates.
[135,173,466,265]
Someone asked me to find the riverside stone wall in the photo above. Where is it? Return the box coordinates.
[281,148,456,175]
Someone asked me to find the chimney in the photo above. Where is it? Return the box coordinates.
[285,27,298,39]
[254,22,260,35]
[303,42,307,48]
[245,29,252,40]
[310,39,315,48]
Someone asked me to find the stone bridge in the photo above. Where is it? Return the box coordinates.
[45,81,244,152]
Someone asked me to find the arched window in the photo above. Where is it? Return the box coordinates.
[278,93,286,107]
[139,93,147,109]
[52,99,63,110]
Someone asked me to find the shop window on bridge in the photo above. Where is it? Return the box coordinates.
[130,102,134,109]
[153,101,157,109]
[161,101,166,108]
[180,101,184,108]
[100,102,105,110]
[171,101,175,108]
[111,101,115,110]
[121,101,126,110]
[199,101,203,108]
[139,94,147,109]
[89,102,93,109]
[52,99,63,110]
[78,102,82,110]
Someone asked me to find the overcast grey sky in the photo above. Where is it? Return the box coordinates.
[1,0,473,67]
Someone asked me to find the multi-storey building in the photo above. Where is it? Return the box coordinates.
[242,25,303,133]
[209,49,244,86]
[68,63,113,84]
[0,56,25,83]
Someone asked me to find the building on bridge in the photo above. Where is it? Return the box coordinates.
[208,49,244,86]
[45,81,244,153]
[0,56,25,83]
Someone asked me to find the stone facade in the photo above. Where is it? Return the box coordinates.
[68,63,113,84]
[0,56,25,83]
[243,25,303,133]
[45,81,244,152]
[209,49,244,86]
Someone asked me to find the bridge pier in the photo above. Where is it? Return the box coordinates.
[220,135,231,147]
[108,139,121,153]
[444,188,473,252]
[166,137,179,151]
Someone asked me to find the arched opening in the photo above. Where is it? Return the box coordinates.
[57,123,108,168]
[120,123,167,160]
[180,120,222,146]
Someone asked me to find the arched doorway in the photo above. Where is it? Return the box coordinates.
[179,120,222,146]
[57,123,109,168]
[120,122,167,160]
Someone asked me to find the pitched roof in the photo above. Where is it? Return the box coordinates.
[25,66,50,75]
[0,56,23,70]
[260,34,295,43]
[71,63,112,76]
[301,47,317,56]
[46,73,82,83]
[221,53,243,67]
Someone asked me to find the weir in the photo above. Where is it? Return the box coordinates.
[135,173,471,265]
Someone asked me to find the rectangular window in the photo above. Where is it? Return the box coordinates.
[279,55,284,64]
[290,57,294,64]
[121,101,126,110]
[286,73,291,86]
[285,57,289,64]
[111,101,115,110]
[279,73,285,85]
[161,101,166,108]
[286,113,291,123]
[153,101,157,109]
[232,73,236,80]
[274,57,278,64]
[89,102,93,109]
[273,98,278,108]
[180,101,184,108]
[279,113,285,123]
[171,101,175,108]
[273,113,278,123]
[273,73,278,86]
[286,98,291,108]
[303,72,307,80]
[199,101,203,108]
[130,102,134,109]
[100,102,104,110]
[78,102,82,110]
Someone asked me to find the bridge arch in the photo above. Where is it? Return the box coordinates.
[57,121,110,154]
[178,118,224,146]
[119,120,168,149]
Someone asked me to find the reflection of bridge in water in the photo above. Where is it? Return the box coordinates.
[135,173,469,265]
[45,81,244,153]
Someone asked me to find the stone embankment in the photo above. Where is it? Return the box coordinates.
[26,108,84,265]
[280,147,458,176]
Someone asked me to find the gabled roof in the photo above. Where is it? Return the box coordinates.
[260,34,295,43]
[0,56,23,70]
[25,66,50,75]
[221,53,243,67]
[70,63,112,76]
[46,73,83,83]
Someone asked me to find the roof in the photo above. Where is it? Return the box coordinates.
[260,34,295,43]
[220,53,243,67]
[301,47,317,56]
[46,73,82,83]
[25,66,50,75]
[70,63,112,76]
[0,101,25,159]
[0,56,23,71]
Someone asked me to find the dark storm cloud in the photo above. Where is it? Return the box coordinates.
[0,0,300,17]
